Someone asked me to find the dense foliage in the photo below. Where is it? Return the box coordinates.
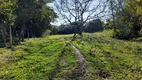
[51,19,104,35]
[51,24,74,34]
[0,0,56,47]
[85,19,104,33]
[106,0,142,40]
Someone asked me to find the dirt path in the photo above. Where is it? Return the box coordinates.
[67,41,86,80]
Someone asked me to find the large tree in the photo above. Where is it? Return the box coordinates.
[54,0,107,37]
[107,0,125,32]
[0,0,57,47]
[107,0,142,39]
[14,0,57,41]
[126,0,142,38]
[0,0,17,48]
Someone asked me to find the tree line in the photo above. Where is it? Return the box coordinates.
[0,0,57,48]
[54,0,142,40]
[0,0,142,48]
[51,19,104,35]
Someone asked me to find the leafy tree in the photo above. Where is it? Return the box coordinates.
[125,0,142,38]
[0,0,57,47]
[107,0,142,39]
[85,19,104,33]
[0,0,17,48]
[14,0,57,41]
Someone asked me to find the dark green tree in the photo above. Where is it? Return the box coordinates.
[85,19,104,33]
[0,0,17,48]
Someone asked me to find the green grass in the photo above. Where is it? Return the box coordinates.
[71,30,142,79]
[0,30,142,80]
[0,36,77,80]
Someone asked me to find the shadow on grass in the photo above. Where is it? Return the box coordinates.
[48,42,84,80]
[48,43,70,80]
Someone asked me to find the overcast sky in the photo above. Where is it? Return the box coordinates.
[47,0,109,26]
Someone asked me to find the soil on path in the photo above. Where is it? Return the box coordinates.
[67,41,86,80]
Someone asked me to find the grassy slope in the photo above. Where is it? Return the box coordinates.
[0,31,142,80]
[71,30,142,80]
[0,35,77,80]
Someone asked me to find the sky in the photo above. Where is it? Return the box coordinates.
[47,3,62,26]
[47,0,109,26]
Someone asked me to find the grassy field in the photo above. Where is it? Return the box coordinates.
[71,30,142,79]
[0,30,142,80]
[0,35,77,80]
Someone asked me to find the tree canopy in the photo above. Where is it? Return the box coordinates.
[0,0,57,47]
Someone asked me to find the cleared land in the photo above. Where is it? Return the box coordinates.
[0,30,142,80]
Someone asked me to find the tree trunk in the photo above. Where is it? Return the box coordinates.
[19,24,26,42]
[78,24,83,37]
[73,33,77,38]
[73,25,77,38]
[9,25,12,48]
[22,24,26,41]
[1,23,6,47]
[27,28,29,39]
[131,25,141,38]
[112,13,116,32]
[3,26,6,47]
[110,0,116,32]
[78,31,83,37]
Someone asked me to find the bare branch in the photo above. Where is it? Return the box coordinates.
[54,0,107,35]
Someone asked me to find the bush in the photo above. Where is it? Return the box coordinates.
[113,16,133,40]
[114,28,131,39]
[51,24,74,35]
[85,19,104,33]
[42,30,51,37]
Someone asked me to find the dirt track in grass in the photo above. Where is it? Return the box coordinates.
[67,41,86,80]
